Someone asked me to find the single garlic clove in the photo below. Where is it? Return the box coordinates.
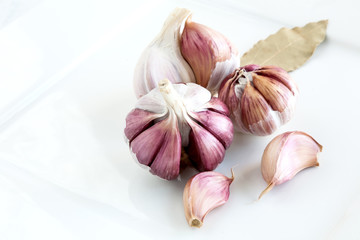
[240,82,278,135]
[130,111,182,180]
[148,113,182,179]
[189,110,233,149]
[180,18,239,93]
[218,65,298,136]
[252,74,295,117]
[124,109,163,142]
[254,66,298,95]
[186,120,226,171]
[259,131,323,199]
[183,171,233,227]
[133,8,195,98]
[124,79,233,180]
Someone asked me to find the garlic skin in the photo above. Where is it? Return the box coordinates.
[218,65,298,136]
[180,18,239,94]
[259,131,323,199]
[133,8,195,98]
[124,79,233,180]
[183,171,233,227]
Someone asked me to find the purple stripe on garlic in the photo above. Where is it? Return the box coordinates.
[219,65,298,136]
[125,79,234,180]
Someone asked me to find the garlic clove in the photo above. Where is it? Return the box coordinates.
[124,109,163,142]
[189,110,233,149]
[130,120,167,166]
[255,66,298,95]
[218,71,241,115]
[251,74,297,125]
[130,111,182,180]
[241,83,278,135]
[259,131,323,199]
[180,18,239,93]
[252,74,294,113]
[148,113,182,180]
[183,171,233,228]
[186,120,225,172]
[133,8,195,98]
[218,65,298,136]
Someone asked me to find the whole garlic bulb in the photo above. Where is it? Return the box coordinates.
[133,8,195,98]
[180,17,239,93]
[218,65,298,136]
[124,79,233,180]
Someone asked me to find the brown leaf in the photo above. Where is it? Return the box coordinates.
[240,20,328,72]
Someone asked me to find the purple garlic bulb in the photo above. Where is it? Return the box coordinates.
[218,65,298,136]
[125,79,233,180]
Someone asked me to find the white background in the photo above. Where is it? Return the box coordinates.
[1,0,360,239]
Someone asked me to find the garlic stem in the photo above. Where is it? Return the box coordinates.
[159,79,187,118]
[258,182,275,200]
[158,79,192,146]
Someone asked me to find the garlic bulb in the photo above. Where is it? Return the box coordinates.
[183,171,233,227]
[259,131,323,199]
[124,79,233,180]
[218,65,298,136]
[133,8,195,98]
[180,16,239,93]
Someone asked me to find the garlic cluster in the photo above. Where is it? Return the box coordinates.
[124,79,233,180]
[259,131,323,199]
[219,65,298,136]
[183,171,233,227]
[180,16,239,93]
[133,8,239,98]
[133,8,195,98]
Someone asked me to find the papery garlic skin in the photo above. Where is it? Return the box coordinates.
[218,65,298,136]
[133,8,195,98]
[259,131,323,199]
[125,79,233,180]
[183,171,233,227]
[180,18,239,94]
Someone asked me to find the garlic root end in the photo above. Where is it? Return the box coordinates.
[190,218,203,228]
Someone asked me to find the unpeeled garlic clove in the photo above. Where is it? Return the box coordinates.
[129,112,182,179]
[259,131,323,199]
[183,171,233,227]
[218,65,298,136]
[180,17,239,93]
[124,79,233,180]
[133,8,195,98]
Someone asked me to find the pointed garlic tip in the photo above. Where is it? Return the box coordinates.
[259,131,323,199]
[180,17,239,93]
[183,171,233,227]
[218,65,298,136]
[133,8,195,98]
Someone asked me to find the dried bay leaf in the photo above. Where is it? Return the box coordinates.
[240,20,328,72]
